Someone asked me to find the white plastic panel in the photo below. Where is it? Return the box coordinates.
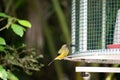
[76,67,120,73]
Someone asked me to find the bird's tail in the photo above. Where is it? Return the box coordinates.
[47,59,55,66]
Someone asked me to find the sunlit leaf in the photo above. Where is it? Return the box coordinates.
[7,71,18,80]
[18,19,32,28]
[40,64,44,67]
[0,46,5,51]
[35,54,44,59]
[11,24,24,37]
[0,65,7,80]
[0,13,9,18]
[0,37,6,45]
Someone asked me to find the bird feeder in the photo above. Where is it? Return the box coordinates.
[65,0,120,73]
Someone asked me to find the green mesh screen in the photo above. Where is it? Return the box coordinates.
[71,0,120,54]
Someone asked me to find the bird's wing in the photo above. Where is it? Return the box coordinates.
[58,48,64,54]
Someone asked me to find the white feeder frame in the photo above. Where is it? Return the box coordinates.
[65,0,120,73]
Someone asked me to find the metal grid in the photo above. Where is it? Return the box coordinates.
[67,0,120,64]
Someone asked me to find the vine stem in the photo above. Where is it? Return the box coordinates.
[0,21,11,31]
[0,18,6,31]
[0,17,16,31]
[0,26,7,31]
[0,18,5,22]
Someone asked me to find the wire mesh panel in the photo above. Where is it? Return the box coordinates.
[67,0,120,64]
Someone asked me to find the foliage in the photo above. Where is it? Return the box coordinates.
[0,12,44,80]
[0,65,18,80]
[0,37,6,45]
[0,12,31,36]
[0,65,8,80]
[0,44,44,72]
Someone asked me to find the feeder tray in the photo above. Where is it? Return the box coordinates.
[65,49,120,64]
[64,48,120,73]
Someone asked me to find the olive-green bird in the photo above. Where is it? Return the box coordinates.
[48,44,69,66]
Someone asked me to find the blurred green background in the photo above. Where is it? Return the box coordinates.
[0,0,74,80]
[0,0,120,80]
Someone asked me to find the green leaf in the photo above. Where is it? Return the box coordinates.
[0,66,7,80]
[7,71,18,80]
[11,24,24,37]
[0,37,6,45]
[18,19,32,28]
[0,13,9,18]
[0,46,5,51]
